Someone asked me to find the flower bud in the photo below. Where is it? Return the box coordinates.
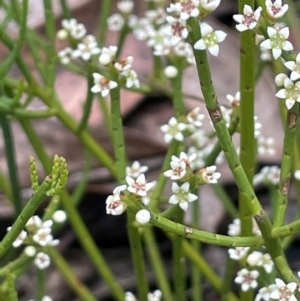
[52,210,67,223]
[135,209,151,224]
[164,65,178,78]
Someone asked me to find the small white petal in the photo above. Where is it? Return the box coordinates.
[282,41,294,51]
[194,39,206,50]
[279,27,290,39]
[208,44,219,56]
[272,48,282,60]
[260,39,272,50]
[179,202,188,211]
[267,26,277,37]
[215,31,227,43]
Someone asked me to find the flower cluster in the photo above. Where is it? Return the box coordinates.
[125,289,162,301]
[106,161,155,222]
[8,212,65,270]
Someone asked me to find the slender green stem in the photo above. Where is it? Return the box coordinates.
[48,248,98,301]
[0,254,31,277]
[187,17,296,282]
[0,178,51,257]
[77,63,95,132]
[36,269,45,301]
[173,211,186,301]
[0,114,22,215]
[60,0,72,19]
[212,184,238,219]
[143,227,173,301]
[182,239,239,301]
[0,172,12,201]
[239,0,255,238]
[191,196,202,301]
[97,0,111,46]
[125,197,262,247]
[221,258,236,301]
[43,0,56,89]
[128,212,149,301]
[273,104,298,227]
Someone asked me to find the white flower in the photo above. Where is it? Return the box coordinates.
[255,284,277,301]
[126,161,148,178]
[265,0,289,19]
[269,278,297,301]
[233,5,262,32]
[284,53,300,81]
[126,174,154,197]
[26,216,52,232]
[107,13,124,31]
[247,251,274,273]
[114,56,134,72]
[194,23,227,57]
[199,165,221,184]
[234,268,259,291]
[165,16,189,46]
[145,7,166,25]
[72,42,100,61]
[228,247,250,261]
[186,107,205,128]
[164,65,178,78]
[228,218,261,236]
[34,252,51,270]
[58,47,74,64]
[169,182,198,211]
[164,152,196,180]
[117,0,134,14]
[33,227,54,247]
[52,210,67,223]
[200,0,220,13]
[106,193,127,215]
[160,117,187,143]
[228,218,241,236]
[257,136,276,156]
[275,77,300,110]
[91,73,118,97]
[135,209,151,224]
[147,290,162,301]
[121,69,140,88]
[166,0,200,21]
[6,227,27,248]
[70,23,86,40]
[226,91,240,107]
[260,26,293,60]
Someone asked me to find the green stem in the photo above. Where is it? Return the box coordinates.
[173,211,186,301]
[239,0,255,238]
[221,258,236,301]
[60,0,72,19]
[97,0,111,46]
[0,178,52,257]
[187,17,296,282]
[191,195,202,301]
[36,269,45,301]
[48,248,98,301]
[0,254,31,277]
[273,104,298,227]
[0,114,22,215]
[143,227,173,301]
[182,239,239,301]
[125,197,262,247]
[128,212,149,301]
[43,0,57,89]
[77,63,95,132]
